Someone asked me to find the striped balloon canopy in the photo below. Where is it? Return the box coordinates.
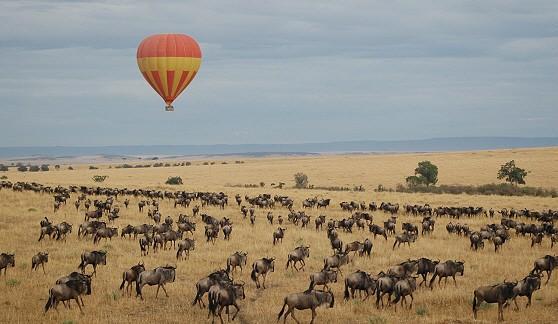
[137,34,202,111]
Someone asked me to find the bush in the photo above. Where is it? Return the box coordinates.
[17,166,28,172]
[164,163,171,167]
[166,176,183,185]
[0,175,7,179]
[40,164,49,171]
[396,182,557,198]
[260,182,265,187]
[68,166,74,170]
[0,164,8,171]
[294,172,309,188]
[54,165,60,170]
[29,165,40,172]
[89,165,98,170]
[498,160,529,185]
[92,175,108,183]
[203,162,209,165]
[185,162,191,166]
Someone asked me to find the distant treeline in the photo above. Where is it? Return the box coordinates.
[388,183,557,198]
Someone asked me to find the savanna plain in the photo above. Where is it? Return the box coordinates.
[1,148,558,324]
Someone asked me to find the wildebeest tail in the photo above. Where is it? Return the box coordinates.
[277,299,287,320]
[472,295,477,315]
[119,272,126,290]
[344,279,350,300]
[226,260,231,273]
[44,288,55,313]
[135,278,142,297]
[208,291,218,316]
[250,266,257,282]
[392,287,401,304]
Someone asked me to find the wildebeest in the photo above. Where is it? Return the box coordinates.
[192,269,231,308]
[44,277,92,314]
[0,253,15,275]
[344,241,364,255]
[531,254,558,284]
[222,224,233,240]
[344,270,376,301]
[55,222,72,241]
[286,246,310,272]
[121,224,135,238]
[31,251,49,274]
[315,215,326,231]
[273,227,286,245]
[226,251,248,273]
[531,233,544,247]
[251,257,275,289]
[508,272,541,310]
[388,259,419,279]
[375,272,398,308]
[119,262,145,296]
[308,269,338,290]
[277,289,334,324]
[136,265,177,300]
[205,225,219,244]
[93,227,118,244]
[208,281,246,324]
[429,260,465,289]
[416,258,439,286]
[368,224,388,240]
[38,223,58,241]
[139,234,152,256]
[78,250,107,277]
[469,232,484,251]
[359,238,373,257]
[323,252,350,275]
[473,281,517,321]
[393,232,417,249]
[392,276,418,311]
[176,238,196,260]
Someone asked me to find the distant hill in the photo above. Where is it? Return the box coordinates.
[0,137,557,159]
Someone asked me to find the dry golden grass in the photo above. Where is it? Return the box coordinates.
[0,147,557,323]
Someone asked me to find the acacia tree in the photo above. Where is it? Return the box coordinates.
[294,172,309,188]
[407,161,438,187]
[497,160,528,185]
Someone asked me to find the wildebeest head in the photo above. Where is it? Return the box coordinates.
[232,281,246,299]
[454,260,465,275]
[1,253,15,267]
[96,251,107,265]
[264,257,275,272]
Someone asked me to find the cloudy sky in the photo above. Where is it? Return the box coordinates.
[1,0,557,146]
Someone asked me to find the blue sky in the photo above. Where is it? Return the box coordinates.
[1,0,557,146]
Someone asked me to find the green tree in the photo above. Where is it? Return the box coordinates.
[412,161,438,187]
[497,160,528,185]
[294,172,309,188]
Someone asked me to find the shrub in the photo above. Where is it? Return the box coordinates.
[54,165,60,170]
[164,163,171,167]
[0,164,8,171]
[294,172,309,188]
[6,279,20,287]
[68,166,74,170]
[40,164,49,171]
[498,160,529,185]
[166,176,183,185]
[185,162,191,166]
[260,182,265,187]
[89,165,98,170]
[0,175,7,179]
[203,162,209,165]
[17,166,28,172]
[416,306,428,316]
[29,165,40,172]
[92,175,108,183]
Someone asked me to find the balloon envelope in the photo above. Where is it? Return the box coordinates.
[137,34,202,111]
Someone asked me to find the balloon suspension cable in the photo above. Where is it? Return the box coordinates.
[165,104,174,112]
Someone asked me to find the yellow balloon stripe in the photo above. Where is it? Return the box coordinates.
[137,57,201,101]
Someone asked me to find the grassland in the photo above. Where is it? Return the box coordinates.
[0,147,557,323]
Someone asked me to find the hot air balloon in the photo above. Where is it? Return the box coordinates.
[137,34,202,111]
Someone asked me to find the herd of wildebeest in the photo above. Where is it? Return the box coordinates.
[1,180,558,322]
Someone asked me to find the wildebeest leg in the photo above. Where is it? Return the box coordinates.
[42,263,46,274]
[527,293,532,308]
[75,297,84,314]
[290,309,301,324]
[231,303,240,321]
[310,308,317,324]
[409,293,414,309]
[452,275,457,286]
[513,297,520,311]
[161,284,169,297]
[92,265,97,277]
[262,273,267,289]
[545,270,551,284]
[419,273,427,286]
[498,302,504,321]
[282,306,292,324]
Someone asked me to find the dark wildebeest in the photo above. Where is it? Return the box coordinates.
[135,265,177,300]
[55,222,72,241]
[387,259,419,279]
[469,232,484,251]
[392,276,418,311]
[508,273,541,310]
[119,262,145,296]
[531,233,544,248]
[121,225,135,238]
[192,269,231,308]
[323,252,351,275]
[429,260,465,289]
[344,270,376,301]
[273,227,286,245]
[344,241,364,256]
[78,250,107,277]
[44,277,92,314]
[222,224,233,240]
[473,281,517,321]
[93,227,118,244]
[31,251,49,274]
[251,257,275,289]
[375,272,398,309]
[368,224,388,240]
[267,212,274,224]
[208,281,246,324]
[139,235,152,256]
[531,254,558,284]
[308,269,338,290]
[176,238,196,260]
[286,246,310,272]
[0,253,15,275]
[359,238,373,257]
[315,215,326,231]
[416,258,439,286]
[177,221,196,235]
[38,224,57,242]
[393,232,417,249]
[277,289,334,324]
[226,251,248,273]
[84,209,102,221]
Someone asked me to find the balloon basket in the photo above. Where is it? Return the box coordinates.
[165,105,174,112]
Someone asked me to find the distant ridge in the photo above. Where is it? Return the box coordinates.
[0,137,557,159]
